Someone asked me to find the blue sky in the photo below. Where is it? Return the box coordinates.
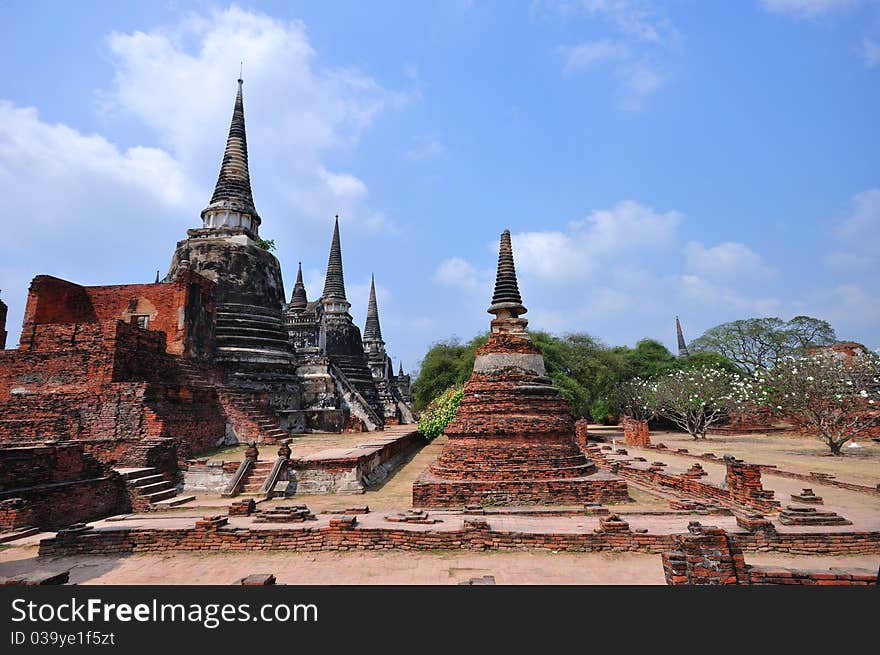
[1,0,878,373]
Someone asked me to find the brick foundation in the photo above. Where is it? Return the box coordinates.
[0,443,127,530]
[36,515,880,558]
[622,417,651,446]
[414,327,627,506]
[587,445,779,513]
[663,522,878,585]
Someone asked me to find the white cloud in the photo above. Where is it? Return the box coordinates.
[434,257,486,292]
[684,241,775,283]
[862,37,880,67]
[103,5,402,234]
[823,251,876,272]
[479,201,683,288]
[549,0,680,109]
[559,39,629,74]
[434,201,681,302]
[837,188,880,251]
[759,0,859,19]
[0,6,407,351]
[406,135,446,160]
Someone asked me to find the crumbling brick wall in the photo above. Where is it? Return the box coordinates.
[20,272,215,359]
[663,522,878,585]
[0,294,7,350]
[622,416,651,446]
[0,320,226,465]
[0,443,126,530]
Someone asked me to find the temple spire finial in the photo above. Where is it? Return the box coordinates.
[290,261,308,310]
[676,316,690,358]
[200,77,260,233]
[364,273,383,343]
[398,361,404,377]
[321,216,347,304]
[488,229,526,317]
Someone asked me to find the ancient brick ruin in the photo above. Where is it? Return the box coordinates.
[0,443,128,530]
[662,522,877,586]
[0,78,414,464]
[413,230,628,506]
[0,290,7,350]
[0,78,419,530]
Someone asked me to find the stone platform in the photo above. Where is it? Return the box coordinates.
[289,427,422,494]
[413,468,628,507]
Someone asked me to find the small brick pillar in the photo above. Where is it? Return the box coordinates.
[622,416,651,447]
[661,522,748,585]
[575,419,590,450]
[724,456,778,509]
[229,498,256,516]
[244,441,259,461]
[277,440,292,460]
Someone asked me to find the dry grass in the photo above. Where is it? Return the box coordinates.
[643,429,880,487]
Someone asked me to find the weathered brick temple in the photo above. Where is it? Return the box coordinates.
[413,230,628,506]
[0,78,413,520]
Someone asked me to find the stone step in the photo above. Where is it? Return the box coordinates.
[0,527,41,544]
[115,467,159,481]
[217,303,283,317]
[143,489,177,503]
[151,494,196,508]
[215,347,296,362]
[216,333,291,347]
[136,481,174,495]
[216,326,290,340]
[128,474,167,488]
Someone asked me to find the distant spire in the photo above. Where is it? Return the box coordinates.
[676,316,690,358]
[398,361,404,377]
[290,262,308,310]
[363,274,383,342]
[321,216,347,302]
[487,229,526,317]
[201,78,260,227]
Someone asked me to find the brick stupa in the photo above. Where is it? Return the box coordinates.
[413,230,628,506]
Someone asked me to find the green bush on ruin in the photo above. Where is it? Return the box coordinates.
[417,384,464,441]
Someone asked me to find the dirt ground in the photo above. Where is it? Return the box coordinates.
[2,424,878,585]
[3,543,876,585]
[591,424,880,487]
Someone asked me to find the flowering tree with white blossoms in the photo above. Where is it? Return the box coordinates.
[754,349,880,455]
[649,366,754,440]
[611,377,655,422]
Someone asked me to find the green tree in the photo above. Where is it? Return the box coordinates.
[614,339,677,380]
[674,350,742,374]
[649,366,752,440]
[754,350,880,455]
[417,384,465,440]
[411,333,488,410]
[690,316,837,373]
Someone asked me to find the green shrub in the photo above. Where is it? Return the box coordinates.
[417,384,464,441]
[589,397,617,425]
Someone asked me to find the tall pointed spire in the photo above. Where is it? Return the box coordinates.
[488,229,526,317]
[321,216,347,303]
[200,77,260,232]
[398,361,404,377]
[363,274,383,342]
[290,262,308,310]
[676,316,690,358]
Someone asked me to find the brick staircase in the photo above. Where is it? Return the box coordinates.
[238,459,275,495]
[216,389,288,443]
[117,467,195,510]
